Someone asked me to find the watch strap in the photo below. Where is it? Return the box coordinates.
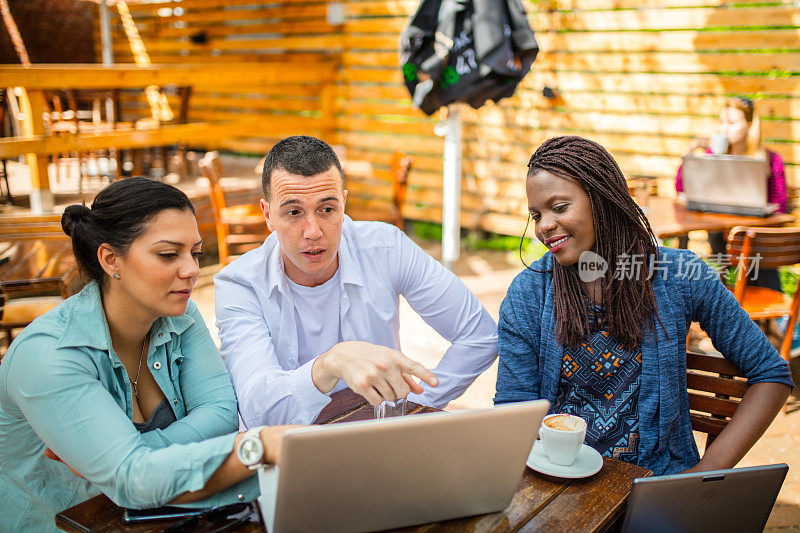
[239,426,265,470]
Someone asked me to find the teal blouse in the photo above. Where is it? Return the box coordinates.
[0,282,258,532]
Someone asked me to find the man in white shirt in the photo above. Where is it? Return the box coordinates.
[214,136,498,428]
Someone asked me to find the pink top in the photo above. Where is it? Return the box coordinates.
[675,148,788,213]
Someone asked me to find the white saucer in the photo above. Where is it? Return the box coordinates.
[526,440,603,479]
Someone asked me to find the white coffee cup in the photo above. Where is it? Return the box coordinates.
[538,413,587,466]
[710,133,730,155]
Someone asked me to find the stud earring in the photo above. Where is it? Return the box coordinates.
[113,272,120,280]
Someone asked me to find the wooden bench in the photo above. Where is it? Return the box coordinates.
[0,63,337,207]
[0,213,66,241]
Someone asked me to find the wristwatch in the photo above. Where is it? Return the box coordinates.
[236,427,265,470]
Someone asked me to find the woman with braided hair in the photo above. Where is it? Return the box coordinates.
[495,135,791,475]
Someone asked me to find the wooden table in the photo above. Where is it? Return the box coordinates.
[643,197,794,239]
[0,239,77,298]
[56,390,651,533]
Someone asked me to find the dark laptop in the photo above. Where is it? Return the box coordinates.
[621,463,788,533]
[682,154,774,216]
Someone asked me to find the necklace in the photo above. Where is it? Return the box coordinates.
[129,338,146,400]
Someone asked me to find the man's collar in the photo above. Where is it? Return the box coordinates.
[270,215,365,296]
[336,218,365,288]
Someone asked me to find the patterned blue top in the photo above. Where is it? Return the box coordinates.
[555,328,641,463]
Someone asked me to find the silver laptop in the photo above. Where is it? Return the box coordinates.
[256,400,550,533]
[621,463,788,533]
[681,154,773,216]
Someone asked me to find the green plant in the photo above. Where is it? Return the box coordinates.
[408,220,443,240]
[780,268,799,297]
[720,266,798,297]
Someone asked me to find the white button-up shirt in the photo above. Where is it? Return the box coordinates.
[214,217,498,428]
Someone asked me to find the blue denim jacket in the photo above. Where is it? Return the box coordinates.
[0,282,258,532]
[495,247,793,475]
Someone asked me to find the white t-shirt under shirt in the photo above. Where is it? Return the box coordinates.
[286,270,348,395]
[286,269,342,367]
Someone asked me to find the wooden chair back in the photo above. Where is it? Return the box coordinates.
[344,151,411,228]
[686,351,746,450]
[198,150,229,252]
[198,151,267,266]
[726,226,800,361]
[390,151,411,228]
[727,226,800,273]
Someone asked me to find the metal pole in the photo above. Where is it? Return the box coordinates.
[441,105,462,270]
[99,0,118,178]
[99,0,114,66]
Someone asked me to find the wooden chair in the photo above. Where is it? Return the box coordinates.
[198,151,268,266]
[345,151,411,228]
[687,350,746,451]
[46,89,130,188]
[0,282,63,347]
[0,213,75,347]
[726,226,800,361]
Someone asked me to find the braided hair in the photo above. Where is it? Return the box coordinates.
[525,136,662,351]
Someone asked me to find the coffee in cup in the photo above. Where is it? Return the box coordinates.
[538,413,587,466]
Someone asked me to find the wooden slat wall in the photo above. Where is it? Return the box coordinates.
[101,0,342,156]
[98,0,800,237]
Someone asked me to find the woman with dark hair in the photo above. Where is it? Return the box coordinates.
[495,136,792,475]
[0,178,291,532]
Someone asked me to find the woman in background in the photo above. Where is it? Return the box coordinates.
[675,97,788,277]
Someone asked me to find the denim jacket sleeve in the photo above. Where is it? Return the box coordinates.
[688,254,793,388]
[495,271,543,404]
[7,331,242,509]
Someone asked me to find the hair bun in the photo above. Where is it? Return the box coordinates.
[61,204,91,237]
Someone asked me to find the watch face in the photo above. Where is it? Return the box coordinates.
[240,437,262,464]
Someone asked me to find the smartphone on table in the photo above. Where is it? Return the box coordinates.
[122,505,208,523]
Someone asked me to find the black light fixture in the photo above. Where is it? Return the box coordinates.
[542,85,558,99]
[190,30,208,44]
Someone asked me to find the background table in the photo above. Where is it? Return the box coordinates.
[0,239,77,298]
[643,197,794,239]
[57,390,651,533]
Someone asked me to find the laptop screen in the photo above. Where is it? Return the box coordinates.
[681,154,769,210]
[621,463,787,533]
